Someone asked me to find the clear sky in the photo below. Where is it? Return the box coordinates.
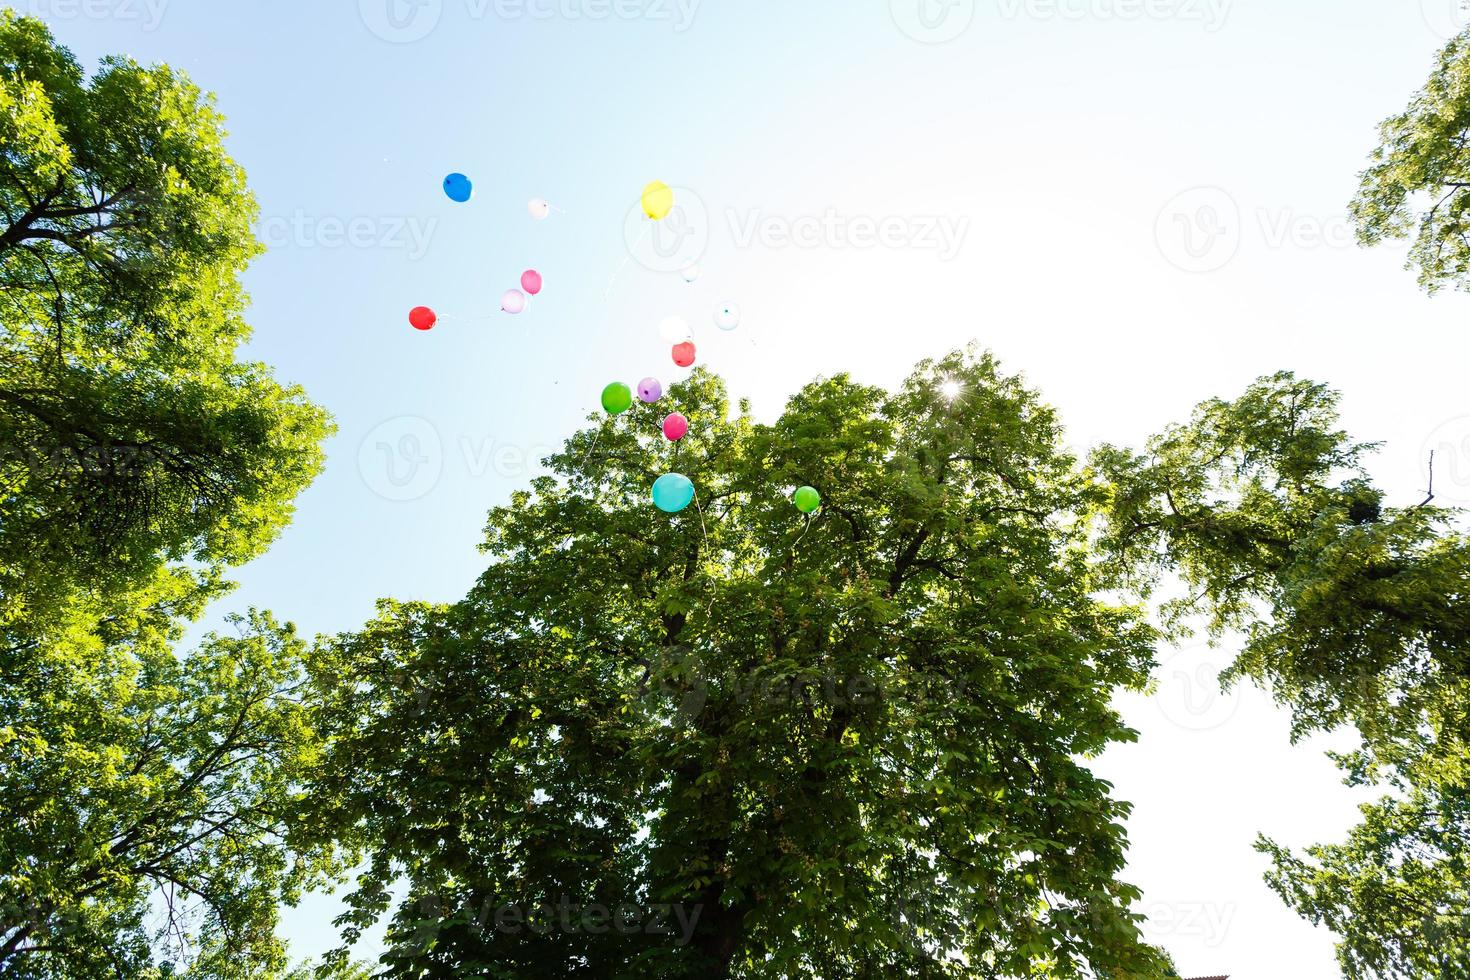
[21,0,1470,975]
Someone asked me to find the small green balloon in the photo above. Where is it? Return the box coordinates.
[794,485,821,514]
[601,382,633,415]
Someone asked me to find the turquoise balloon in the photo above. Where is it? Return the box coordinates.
[652,473,695,514]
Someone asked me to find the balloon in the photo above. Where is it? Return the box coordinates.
[681,264,701,283]
[652,473,695,513]
[602,382,633,415]
[528,198,551,220]
[714,303,741,331]
[521,270,543,295]
[794,486,822,514]
[443,173,473,203]
[659,315,692,344]
[642,180,674,220]
[408,306,437,331]
[638,377,663,403]
[663,412,689,441]
[501,289,527,314]
[671,341,696,368]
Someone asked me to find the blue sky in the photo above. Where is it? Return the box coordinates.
[23,0,1470,975]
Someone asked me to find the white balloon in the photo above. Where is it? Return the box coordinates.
[528,198,551,220]
[713,303,741,331]
[681,264,701,283]
[659,315,693,343]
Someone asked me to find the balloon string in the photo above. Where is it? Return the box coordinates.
[693,488,711,557]
[579,424,604,470]
[792,512,814,552]
[604,225,648,301]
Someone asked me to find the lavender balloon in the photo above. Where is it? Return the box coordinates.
[638,377,663,403]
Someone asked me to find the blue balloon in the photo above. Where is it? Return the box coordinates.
[652,473,695,514]
[443,172,473,203]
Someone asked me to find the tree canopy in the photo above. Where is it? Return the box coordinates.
[1090,373,1470,978]
[0,13,337,978]
[1352,28,1470,293]
[306,353,1177,979]
[0,9,328,638]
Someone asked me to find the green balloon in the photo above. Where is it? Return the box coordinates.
[601,382,633,415]
[794,485,821,514]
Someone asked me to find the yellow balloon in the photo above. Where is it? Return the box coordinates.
[641,180,674,221]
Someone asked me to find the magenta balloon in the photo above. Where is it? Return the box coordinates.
[521,269,543,295]
[638,377,663,403]
[663,412,689,441]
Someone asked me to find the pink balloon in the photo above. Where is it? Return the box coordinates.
[521,270,543,295]
[501,289,527,314]
[663,412,689,441]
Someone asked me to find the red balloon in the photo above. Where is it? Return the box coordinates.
[521,269,543,296]
[663,412,689,441]
[409,306,437,331]
[672,341,696,367]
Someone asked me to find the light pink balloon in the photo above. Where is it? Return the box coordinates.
[663,412,689,441]
[501,289,527,314]
[521,269,543,295]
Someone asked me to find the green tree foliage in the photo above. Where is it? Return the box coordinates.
[1351,28,1470,293]
[1090,373,1470,978]
[0,10,328,636]
[308,353,1177,979]
[0,13,336,977]
[1,613,342,978]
